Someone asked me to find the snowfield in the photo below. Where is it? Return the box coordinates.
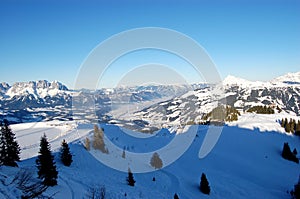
[0,113,300,198]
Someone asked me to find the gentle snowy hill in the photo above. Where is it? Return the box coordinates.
[0,118,299,198]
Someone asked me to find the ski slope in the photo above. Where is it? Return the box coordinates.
[0,114,300,198]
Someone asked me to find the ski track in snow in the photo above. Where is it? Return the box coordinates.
[160,170,180,192]
[15,127,56,138]
[59,176,75,199]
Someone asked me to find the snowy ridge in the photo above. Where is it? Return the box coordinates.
[223,75,271,89]
[223,71,300,88]
[5,80,69,99]
[271,71,300,85]
[0,71,300,126]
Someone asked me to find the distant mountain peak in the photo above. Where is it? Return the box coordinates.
[5,80,69,99]
[223,75,250,85]
[271,71,300,85]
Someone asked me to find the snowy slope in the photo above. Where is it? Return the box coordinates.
[1,117,300,198]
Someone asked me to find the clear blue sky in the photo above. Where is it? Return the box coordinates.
[0,0,299,88]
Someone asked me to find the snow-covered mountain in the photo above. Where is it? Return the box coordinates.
[131,72,300,127]
[0,81,192,123]
[0,71,299,126]
[271,71,300,85]
[0,80,71,109]
[4,80,68,98]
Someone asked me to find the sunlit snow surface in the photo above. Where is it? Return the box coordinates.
[0,113,299,198]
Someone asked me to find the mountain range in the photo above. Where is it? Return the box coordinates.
[0,72,299,127]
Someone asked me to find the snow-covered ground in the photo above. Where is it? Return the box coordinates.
[1,113,300,198]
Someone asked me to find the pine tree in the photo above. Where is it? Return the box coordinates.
[296,121,300,136]
[60,139,73,167]
[200,173,210,195]
[286,122,292,133]
[36,134,58,186]
[293,175,300,199]
[126,168,135,186]
[282,142,292,159]
[291,119,296,133]
[0,120,20,167]
[282,142,299,163]
[285,118,288,128]
[281,118,285,128]
[150,152,163,169]
[174,193,179,199]
[122,149,126,159]
[0,122,6,165]
[293,148,298,156]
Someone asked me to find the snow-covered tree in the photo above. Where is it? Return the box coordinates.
[60,139,73,166]
[150,152,163,169]
[36,134,58,186]
[200,173,210,195]
[0,119,20,167]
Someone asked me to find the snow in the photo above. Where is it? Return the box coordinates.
[4,80,70,99]
[11,121,90,160]
[227,113,299,133]
[0,116,299,198]
[223,71,300,89]
[271,71,300,85]
[222,75,273,89]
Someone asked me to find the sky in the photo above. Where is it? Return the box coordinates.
[0,0,299,88]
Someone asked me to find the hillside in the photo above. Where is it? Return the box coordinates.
[0,115,300,198]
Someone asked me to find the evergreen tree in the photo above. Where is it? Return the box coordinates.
[282,142,299,163]
[293,176,300,199]
[200,173,210,195]
[291,119,296,133]
[150,152,163,169]
[126,168,135,186]
[286,122,292,133]
[295,121,300,136]
[294,148,298,156]
[0,119,20,167]
[281,118,285,128]
[0,122,6,165]
[122,149,126,159]
[60,139,73,167]
[174,193,179,199]
[36,134,58,186]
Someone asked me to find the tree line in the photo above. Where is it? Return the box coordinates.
[280,118,300,135]
[246,105,275,114]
